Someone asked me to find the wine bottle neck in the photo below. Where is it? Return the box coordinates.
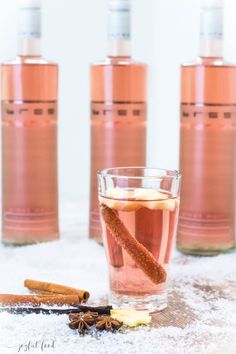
[107,0,131,57]
[18,0,42,56]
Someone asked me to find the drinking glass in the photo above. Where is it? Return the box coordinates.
[98,167,181,312]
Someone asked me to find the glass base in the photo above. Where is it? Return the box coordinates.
[177,244,236,256]
[109,292,167,313]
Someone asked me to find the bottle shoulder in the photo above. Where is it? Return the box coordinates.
[2,56,58,67]
[181,57,236,69]
[91,57,147,68]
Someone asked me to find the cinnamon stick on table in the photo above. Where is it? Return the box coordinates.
[24,279,90,303]
[101,204,167,284]
[0,294,82,307]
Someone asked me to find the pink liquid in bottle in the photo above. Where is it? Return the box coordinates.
[177,1,236,255]
[89,0,147,241]
[1,1,59,244]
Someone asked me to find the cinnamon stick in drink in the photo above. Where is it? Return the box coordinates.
[101,204,167,284]
[0,294,82,307]
[24,280,90,303]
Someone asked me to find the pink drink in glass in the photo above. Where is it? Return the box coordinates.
[98,168,181,311]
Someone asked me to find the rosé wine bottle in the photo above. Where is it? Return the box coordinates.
[89,0,147,241]
[1,0,59,245]
[177,0,236,255]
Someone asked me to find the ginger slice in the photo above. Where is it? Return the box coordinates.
[111,309,151,327]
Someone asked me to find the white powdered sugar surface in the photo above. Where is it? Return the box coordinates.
[0,203,235,354]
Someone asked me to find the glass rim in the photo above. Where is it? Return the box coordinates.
[97,167,181,180]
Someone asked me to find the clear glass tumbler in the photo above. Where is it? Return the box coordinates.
[98,167,181,312]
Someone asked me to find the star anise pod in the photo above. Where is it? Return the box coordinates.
[68,312,99,333]
[96,315,123,331]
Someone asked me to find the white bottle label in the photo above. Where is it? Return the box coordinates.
[18,6,41,38]
[200,8,223,40]
[108,1,131,40]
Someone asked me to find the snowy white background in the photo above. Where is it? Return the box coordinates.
[0,0,236,207]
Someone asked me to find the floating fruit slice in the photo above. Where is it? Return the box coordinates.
[146,199,177,211]
[106,187,133,199]
[133,188,168,201]
[99,195,141,211]
[99,188,178,212]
